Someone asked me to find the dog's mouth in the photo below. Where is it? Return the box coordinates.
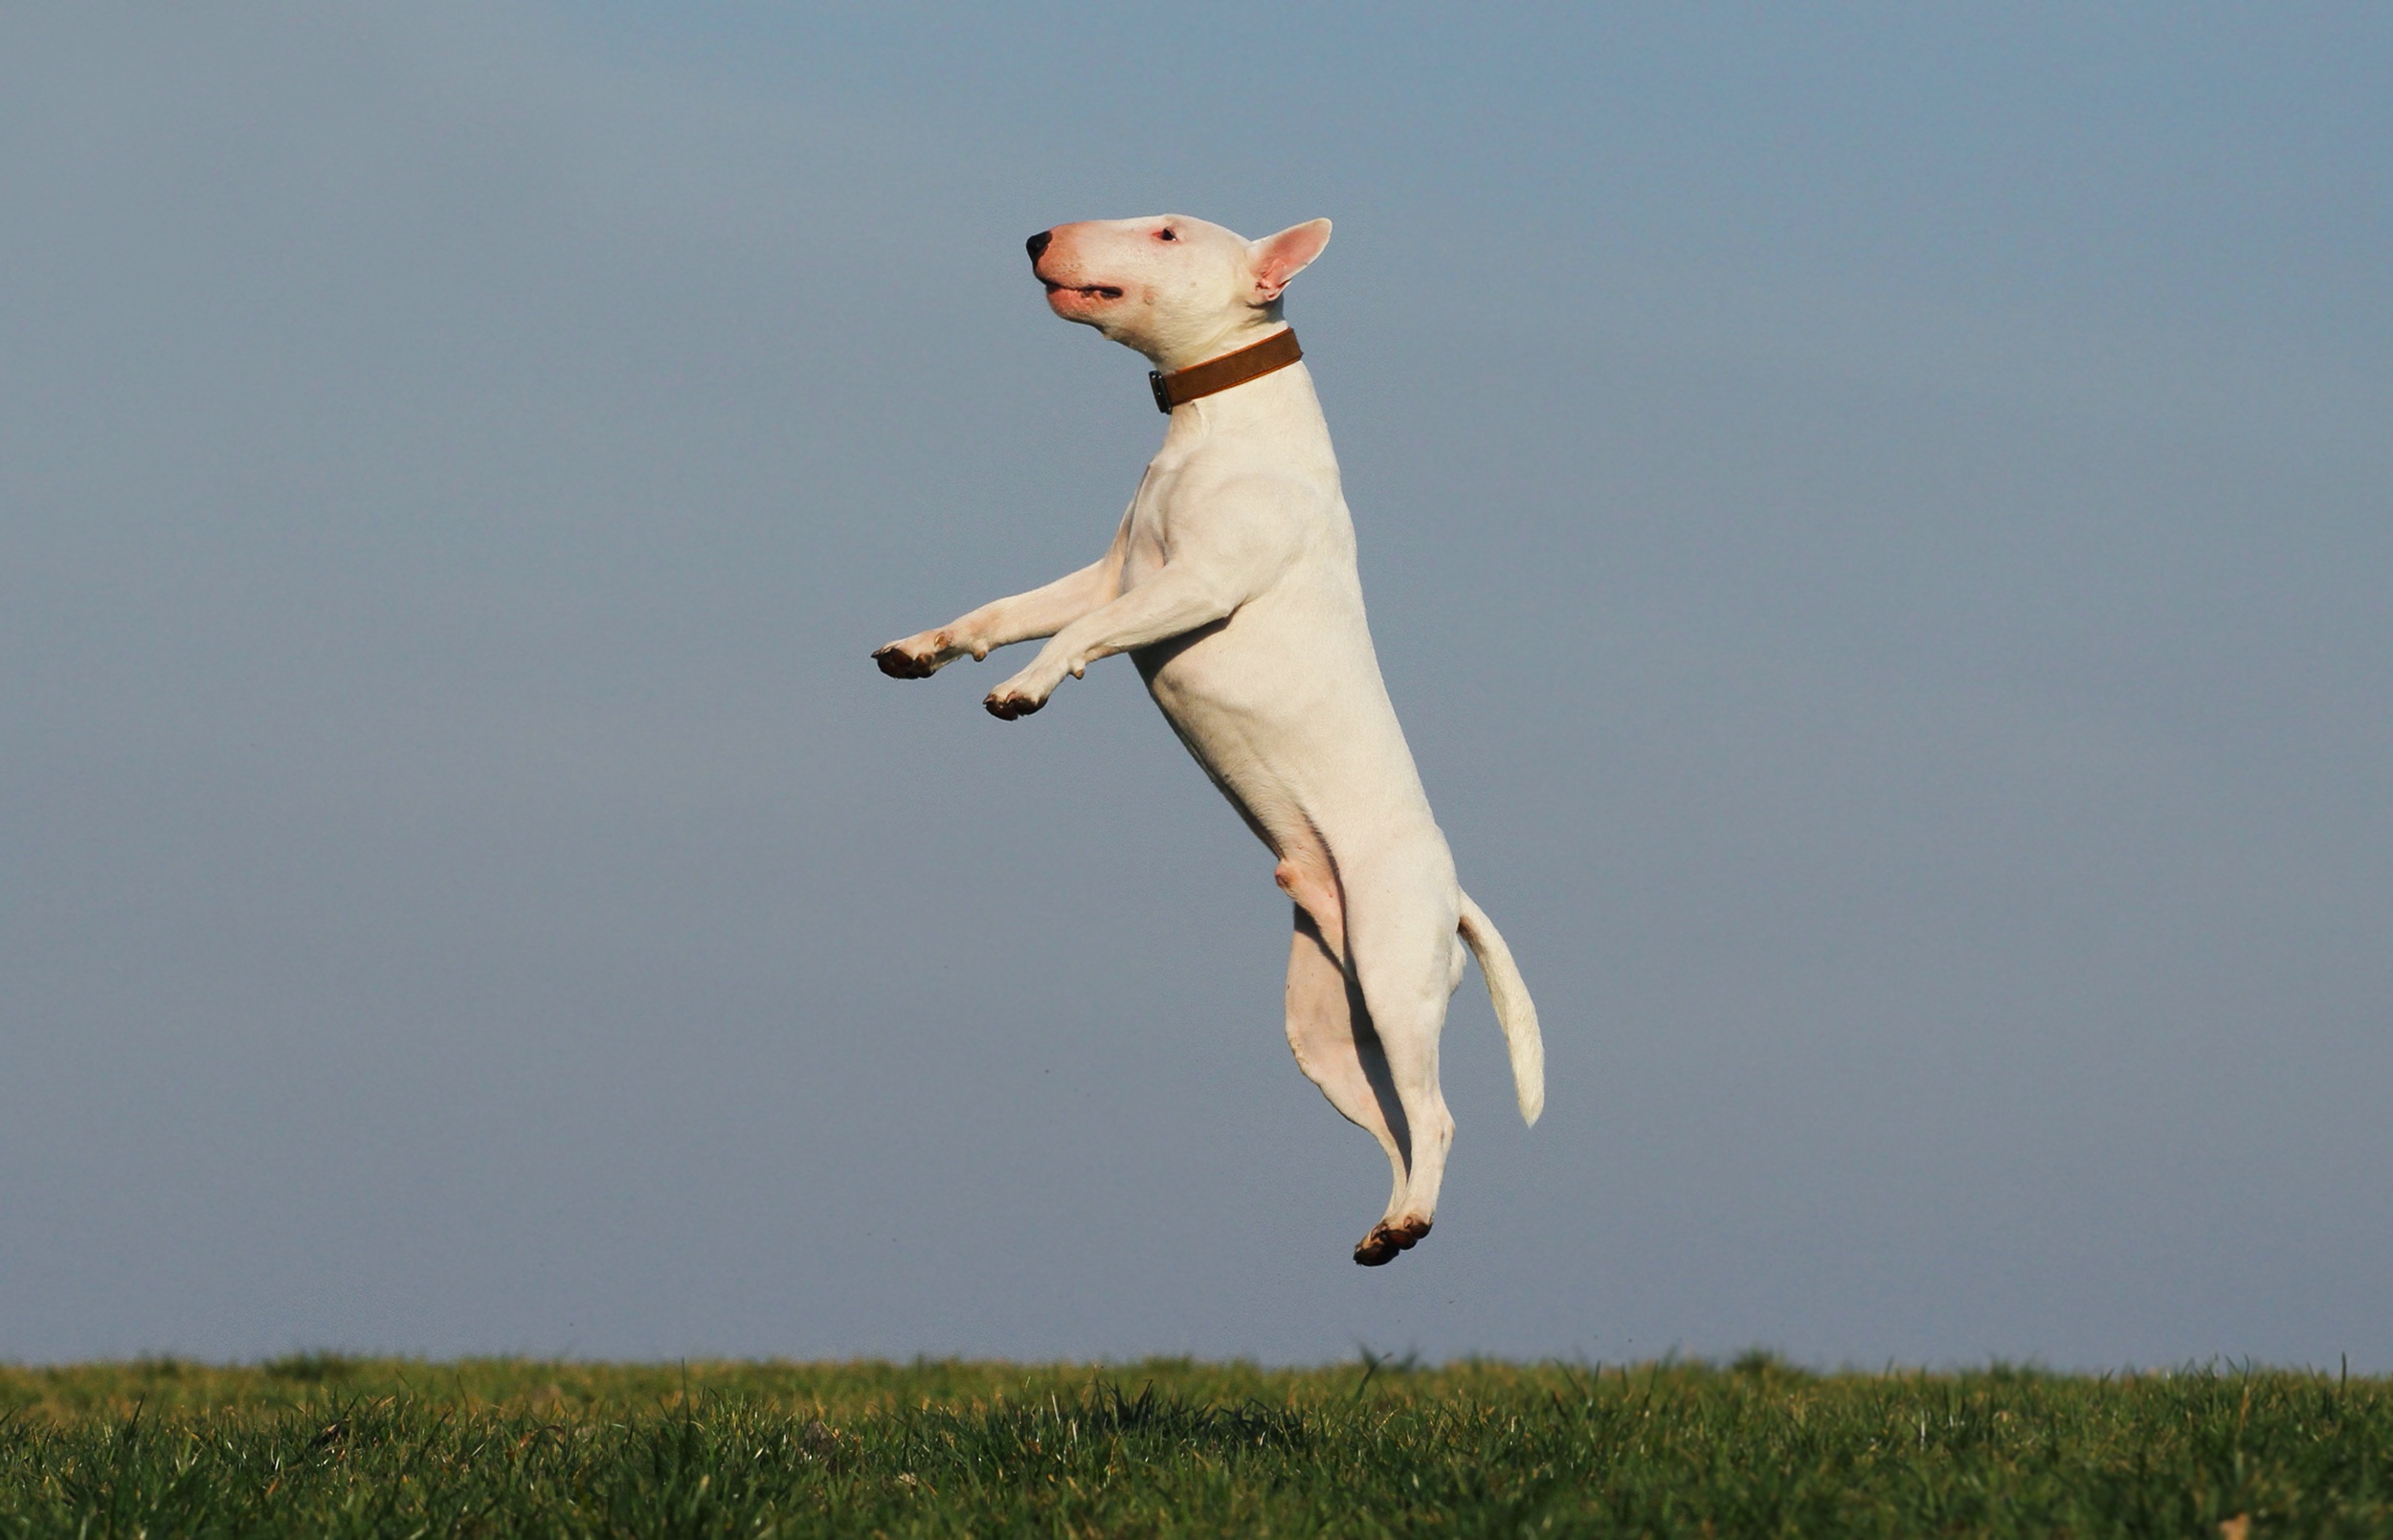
[1043,280,1125,301]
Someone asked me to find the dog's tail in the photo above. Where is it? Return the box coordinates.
[1458,891,1543,1127]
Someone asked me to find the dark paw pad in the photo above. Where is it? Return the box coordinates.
[873,646,937,680]
[1353,1217,1431,1266]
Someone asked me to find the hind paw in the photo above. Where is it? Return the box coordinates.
[1352,1216,1432,1266]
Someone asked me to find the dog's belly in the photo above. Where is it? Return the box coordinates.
[1132,581,1446,880]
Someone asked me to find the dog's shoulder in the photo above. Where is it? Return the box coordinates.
[1158,452,1338,522]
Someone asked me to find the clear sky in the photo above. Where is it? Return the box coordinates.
[2,2,2387,1369]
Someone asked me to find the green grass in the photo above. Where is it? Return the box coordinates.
[1,1354,2386,1536]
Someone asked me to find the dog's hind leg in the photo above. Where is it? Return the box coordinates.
[1342,876,1465,1265]
[1283,904,1412,1239]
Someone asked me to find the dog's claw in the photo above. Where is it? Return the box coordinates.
[873,645,937,680]
[1352,1217,1431,1266]
[984,693,1043,720]
[1359,1219,1426,1272]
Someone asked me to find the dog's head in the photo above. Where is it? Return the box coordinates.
[1026,214,1331,370]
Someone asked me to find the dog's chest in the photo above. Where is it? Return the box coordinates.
[1120,448,1201,584]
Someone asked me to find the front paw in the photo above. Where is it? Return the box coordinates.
[872,632,949,679]
[982,671,1055,720]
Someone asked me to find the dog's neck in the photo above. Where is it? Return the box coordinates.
[1135,305,1292,373]
[1149,327,1303,414]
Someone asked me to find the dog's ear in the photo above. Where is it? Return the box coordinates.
[1249,218,1332,301]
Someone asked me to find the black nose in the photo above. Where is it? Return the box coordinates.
[1025,230,1052,261]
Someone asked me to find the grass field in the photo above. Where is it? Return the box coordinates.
[2,1354,2386,1536]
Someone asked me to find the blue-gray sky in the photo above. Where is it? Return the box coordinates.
[2,2,2387,1369]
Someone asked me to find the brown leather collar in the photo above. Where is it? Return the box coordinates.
[1149,328,1303,413]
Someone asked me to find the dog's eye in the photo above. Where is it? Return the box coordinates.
[1156,227,1178,241]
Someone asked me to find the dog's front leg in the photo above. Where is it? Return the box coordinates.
[983,567,1237,719]
[874,566,1118,680]
[874,517,1130,680]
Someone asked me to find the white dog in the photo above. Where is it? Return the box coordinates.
[874,214,1540,1265]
